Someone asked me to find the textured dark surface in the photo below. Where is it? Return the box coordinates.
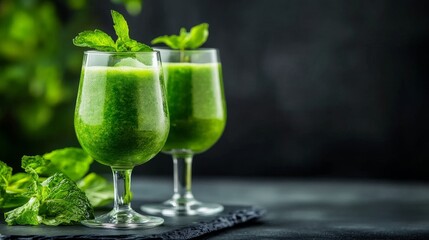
[0,205,264,239]
[1,177,429,239]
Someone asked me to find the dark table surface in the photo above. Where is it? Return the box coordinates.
[143,177,429,239]
[2,177,429,239]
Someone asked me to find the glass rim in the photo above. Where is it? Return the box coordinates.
[153,47,219,53]
[83,50,161,55]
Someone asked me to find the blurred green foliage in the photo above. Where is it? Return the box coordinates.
[112,0,143,16]
[0,0,143,162]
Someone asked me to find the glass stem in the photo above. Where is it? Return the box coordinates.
[172,154,194,201]
[112,168,133,211]
[180,49,185,62]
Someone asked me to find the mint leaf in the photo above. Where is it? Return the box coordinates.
[111,10,151,52]
[151,35,181,49]
[20,148,93,182]
[151,23,209,50]
[39,173,94,225]
[123,39,153,52]
[1,160,39,210]
[112,10,130,42]
[0,161,13,207]
[77,173,114,208]
[22,155,57,178]
[72,30,116,52]
[178,27,190,49]
[1,192,32,209]
[8,173,33,194]
[5,173,94,226]
[1,148,110,225]
[187,23,209,49]
[73,10,152,52]
[43,147,93,181]
[1,173,34,209]
[5,197,41,225]
[0,161,12,192]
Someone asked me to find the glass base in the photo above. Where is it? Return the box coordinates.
[81,208,164,229]
[141,198,224,217]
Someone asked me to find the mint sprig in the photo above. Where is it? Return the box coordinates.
[0,147,114,225]
[73,10,151,52]
[151,23,209,50]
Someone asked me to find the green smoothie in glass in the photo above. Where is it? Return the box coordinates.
[162,62,226,153]
[75,64,169,168]
[141,23,227,216]
[141,22,227,216]
[73,10,168,228]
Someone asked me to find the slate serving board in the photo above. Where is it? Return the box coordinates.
[0,204,265,240]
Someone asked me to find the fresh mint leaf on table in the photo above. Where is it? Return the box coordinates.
[0,161,12,194]
[0,173,34,209]
[73,10,152,52]
[22,155,58,178]
[5,173,94,226]
[0,161,34,209]
[39,173,93,225]
[77,173,114,208]
[0,147,114,225]
[43,147,93,181]
[151,23,209,50]
[5,197,41,225]
[0,161,13,206]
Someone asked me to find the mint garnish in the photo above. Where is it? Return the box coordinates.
[5,173,94,226]
[151,23,209,50]
[73,10,151,52]
[72,30,116,52]
[0,147,114,225]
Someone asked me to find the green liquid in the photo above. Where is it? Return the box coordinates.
[75,66,169,168]
[162,63,226,153]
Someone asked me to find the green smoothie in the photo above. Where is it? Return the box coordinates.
[75,66,169,168]
[162,62,226,153]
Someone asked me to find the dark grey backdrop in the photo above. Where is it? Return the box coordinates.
[91,0,429,180]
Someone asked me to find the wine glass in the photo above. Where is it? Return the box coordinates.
[141,48,227,216]
[74,51,169,228]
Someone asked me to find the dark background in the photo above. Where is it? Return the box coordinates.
[2,0,429,180]
[125,0,429,180]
